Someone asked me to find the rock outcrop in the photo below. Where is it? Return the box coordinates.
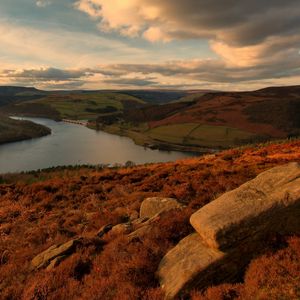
[140,197,183,219]
[31,238,82,270]
[158,162,300,299]
[190,162,300,250]
[94,197,183,241]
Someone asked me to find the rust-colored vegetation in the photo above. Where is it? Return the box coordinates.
[0,139,300,299]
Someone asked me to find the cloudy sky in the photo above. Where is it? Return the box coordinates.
[0,0,300,90]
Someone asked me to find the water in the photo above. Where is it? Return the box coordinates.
[0,117,194,173]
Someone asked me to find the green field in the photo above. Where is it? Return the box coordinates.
[26,93,144,120]
[147,123,257,147]
[10,93,144,120]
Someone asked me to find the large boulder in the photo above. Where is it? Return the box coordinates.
[190,162,300,250]
[158,162,300,299]
[31,238,81,270]
[140,197,183,219]
[158,233,225,300]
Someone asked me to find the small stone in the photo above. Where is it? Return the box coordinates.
[140,197,183,219]
[31,238,81,270]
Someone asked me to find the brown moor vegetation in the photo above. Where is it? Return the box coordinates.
[0,139,300,299]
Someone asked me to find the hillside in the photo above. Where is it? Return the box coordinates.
[1,85,299,151]
[149,85,300,137]
[0,115,51,144]
[95,85,300,150]
[0,86,47,106]
[0,139,299,299]
[0,92,145,121]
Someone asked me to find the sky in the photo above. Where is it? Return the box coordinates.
[0,0,300,90]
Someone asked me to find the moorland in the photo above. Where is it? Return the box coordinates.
[0,138,299,299]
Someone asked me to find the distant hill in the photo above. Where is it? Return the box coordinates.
[120,90,188,104]
[0,86,47,106]
[147,85,300,139]
[93,85,300,150]
[2,85,299,150]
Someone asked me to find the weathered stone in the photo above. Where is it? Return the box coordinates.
[31,239,81,270]
[190,162,300,250]
[96,224,113,238]
[110,223,133,235]
[128,224,153,241]
[46,255,67,271]
[132,217,149,227]
[158,163,300,299]
[140,197,183,219]
[158,233,226,300]
[129,213,163,240]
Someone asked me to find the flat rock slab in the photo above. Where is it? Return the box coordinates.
[31,238,81,270]
[190,162,300,250]
[158,233,225,300]
[140,197,183,219]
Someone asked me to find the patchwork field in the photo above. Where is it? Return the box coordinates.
[3,92,145,120]
[147,123,257,148]
[29,93,144,119]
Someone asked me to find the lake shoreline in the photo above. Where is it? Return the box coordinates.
[0,117,193,174]
[91,123,219,154]
[0,116,51,145]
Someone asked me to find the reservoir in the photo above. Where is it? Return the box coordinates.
[0,117,194,173]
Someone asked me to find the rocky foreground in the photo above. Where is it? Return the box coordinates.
[0,139,300,299]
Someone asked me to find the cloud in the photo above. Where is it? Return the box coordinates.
[5,67,92,81]
[2,0,300,91]
[0,20,147,70]
[103,77,158,87]
[74,0,300,44]
[36,0,52,7]
[74,0,300,77]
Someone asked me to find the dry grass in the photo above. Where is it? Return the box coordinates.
[0,139,299,299]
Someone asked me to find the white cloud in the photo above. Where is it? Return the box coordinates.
[36,0,52,7]
[0,20,146,69]
[74,0,300,77]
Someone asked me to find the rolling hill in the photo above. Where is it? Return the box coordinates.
[0,86,47,106]
[1,85,299,150]
[95,85,300,150]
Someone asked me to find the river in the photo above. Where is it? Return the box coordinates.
[0,117,195,173]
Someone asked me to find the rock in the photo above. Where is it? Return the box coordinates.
[158,233,226,300]
[132,217,149,227]
[110,223,133,236]
[31,238,81,270]
[128,224,153,241]
[140,197,183,219]
[96,224,113,238]
[46,255,67,271]
[158,163,300,299]
[190,162,300,250]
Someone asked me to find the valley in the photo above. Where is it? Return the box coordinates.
[1,85,299,152]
